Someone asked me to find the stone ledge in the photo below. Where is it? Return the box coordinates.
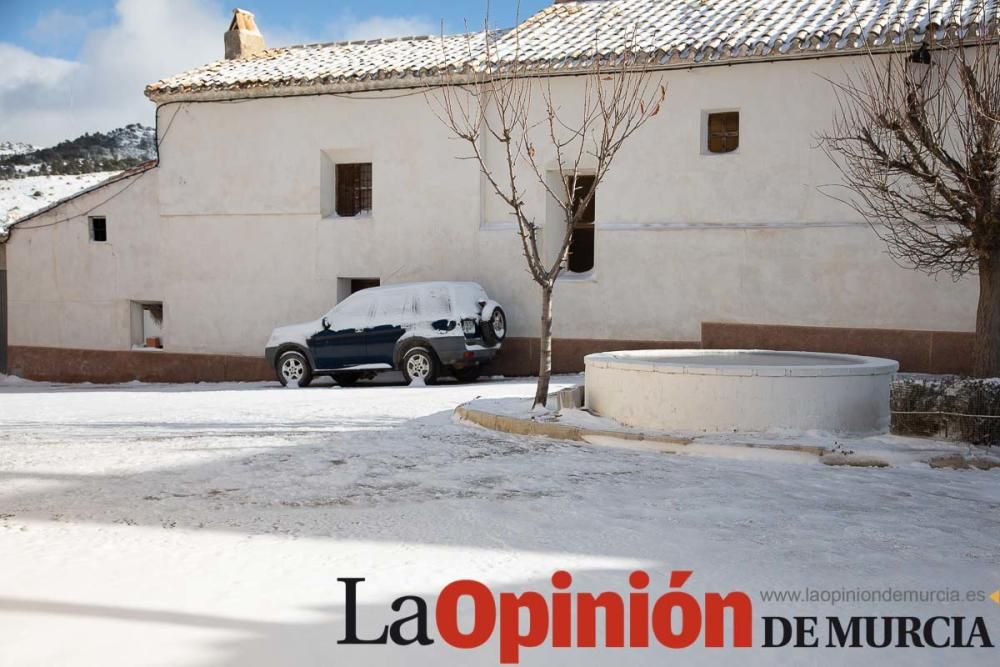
[456,403,834,460]
[455,398,998,470]
[455,404,693,446]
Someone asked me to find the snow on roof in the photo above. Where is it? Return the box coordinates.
[145,31,495,100]
[1,161,157,240]
[492,0,997,69]
[146,0,997,101]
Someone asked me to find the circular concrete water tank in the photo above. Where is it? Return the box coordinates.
[584,350,899,435]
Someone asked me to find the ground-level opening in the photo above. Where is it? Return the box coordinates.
[337,277,380,302]
[130,301,163,349]
[349,278,380,294]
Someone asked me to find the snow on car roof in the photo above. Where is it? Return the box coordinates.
[361,281,485,293]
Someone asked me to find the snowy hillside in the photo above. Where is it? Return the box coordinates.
[0,172,120,236]
[0,124,154,178]
[0,124,156,237]
[103,124,156,160]
[0,141,39,158]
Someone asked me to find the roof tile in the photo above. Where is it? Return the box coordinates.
[145,0,998,100]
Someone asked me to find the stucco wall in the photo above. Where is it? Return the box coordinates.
[6,170,162,351]
[5,53,979,366]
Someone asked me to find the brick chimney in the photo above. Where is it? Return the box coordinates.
[225,8,265,60]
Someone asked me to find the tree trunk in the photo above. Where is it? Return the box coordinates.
[973,256,1000,378]
[533,284,554,407]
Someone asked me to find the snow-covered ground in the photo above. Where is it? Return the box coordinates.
[0,377,997,666]
[0,171,119,232]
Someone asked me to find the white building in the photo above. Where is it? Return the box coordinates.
[0,0,989,382]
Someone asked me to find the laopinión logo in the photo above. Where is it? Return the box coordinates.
[336,572,996,664]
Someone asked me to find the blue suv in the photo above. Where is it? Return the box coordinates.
[265,282,507,387]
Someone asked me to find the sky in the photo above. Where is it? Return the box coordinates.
[0,0,550,146]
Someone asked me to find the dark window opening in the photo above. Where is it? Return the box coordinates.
[707,112,740,154]
[567,174,596,274]
[336,163,373,217]
[90,216,107,242]
[350,278,380,295]
[910,44,931,65]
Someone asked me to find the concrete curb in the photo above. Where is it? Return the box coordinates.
[456,403,925,468]
[454,405,692,446]
[457,404,828,459]
[455,402,998,470]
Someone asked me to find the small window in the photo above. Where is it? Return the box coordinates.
[336,163,373,217]
[130,302,163,349]
[707,112,739,154]
[567,175,596,274]
[350,278,380,295]
[90,216,107,242]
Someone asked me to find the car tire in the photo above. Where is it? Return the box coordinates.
[452,365,481,383]
[276,350,313,388]
[401,346,439,385]
[333,372,361,387]
[481,306,507,346]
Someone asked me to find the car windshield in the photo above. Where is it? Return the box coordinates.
[326,293,373,329]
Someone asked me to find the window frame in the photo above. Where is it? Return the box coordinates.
[704,110,741,155]
[335,162,373,218]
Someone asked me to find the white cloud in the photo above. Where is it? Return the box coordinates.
[0,0,228,146]
[0,0,436,146]
[336,16,439,42]
[0,44,79,93]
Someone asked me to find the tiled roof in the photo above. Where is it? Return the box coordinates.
[146,31,494,99]
[146,0,998,101]
[492,0,998,69]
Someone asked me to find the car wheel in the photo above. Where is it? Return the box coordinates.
[452,365,481,383]
[333,372,361,387]
[401,346,439,384]
[276,350,313,388]
[481,306,507,346]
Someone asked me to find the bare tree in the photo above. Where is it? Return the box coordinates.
[821,21,1000,377]
[428,29,665,406]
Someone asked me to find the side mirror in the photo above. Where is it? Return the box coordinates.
[321,316,331,331]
